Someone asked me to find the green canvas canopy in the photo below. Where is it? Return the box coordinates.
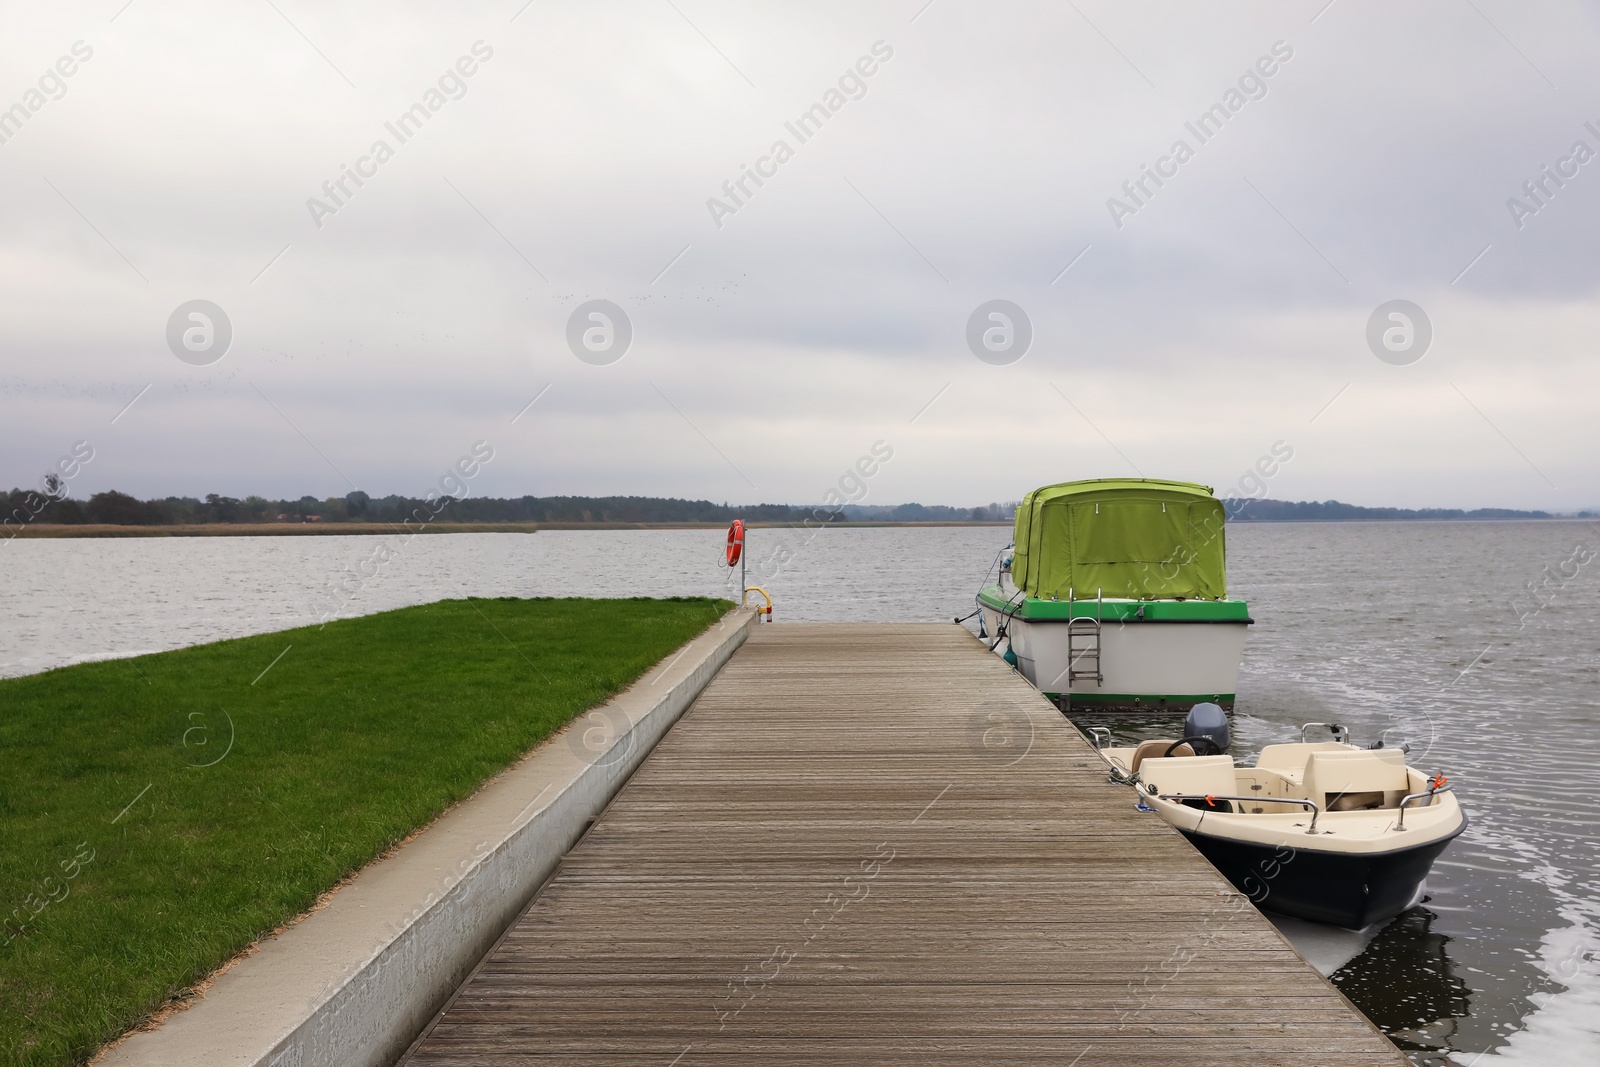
[1010,478,1228,601]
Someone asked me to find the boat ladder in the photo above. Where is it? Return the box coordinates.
[1066,589,1103,688]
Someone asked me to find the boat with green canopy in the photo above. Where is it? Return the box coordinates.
[975,477,1251,711]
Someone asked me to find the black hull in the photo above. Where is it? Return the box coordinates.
[1177,821,1464,929]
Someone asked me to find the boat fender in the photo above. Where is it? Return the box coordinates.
[1002,645,1018,667]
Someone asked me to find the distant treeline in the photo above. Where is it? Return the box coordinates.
[842,503,1015,522]
[1224,498,1556,521]
[3,489,1024,527]
[2,491,832,526]
[3,489,1570,528]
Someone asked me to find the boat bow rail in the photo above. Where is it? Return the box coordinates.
[1158,792,1324,833]
[1395,781,1454,830]
[1111,743,1466,853]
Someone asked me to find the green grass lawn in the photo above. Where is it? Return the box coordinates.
[0,596,731,1067]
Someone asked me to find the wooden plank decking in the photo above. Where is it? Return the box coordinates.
[401,624,1405,1066]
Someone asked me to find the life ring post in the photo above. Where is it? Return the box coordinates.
[726,519,746,602]
[726,519,770,620]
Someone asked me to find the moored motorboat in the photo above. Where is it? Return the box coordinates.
[1089,708,1466,929]
[975,478,1251,711]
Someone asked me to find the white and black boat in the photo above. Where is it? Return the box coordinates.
[1088,706,1466,929]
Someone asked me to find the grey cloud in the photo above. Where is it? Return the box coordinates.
[2,0,1597,509]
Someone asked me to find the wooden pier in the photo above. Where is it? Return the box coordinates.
[401,624,1405,1066]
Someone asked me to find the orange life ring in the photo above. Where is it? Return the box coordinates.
[725,520,744,566]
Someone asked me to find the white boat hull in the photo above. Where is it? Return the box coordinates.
[981,610,1247,708]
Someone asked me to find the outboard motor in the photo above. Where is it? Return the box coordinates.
[1182,702,1230,754]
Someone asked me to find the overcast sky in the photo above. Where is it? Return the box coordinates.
[3,0,1597,510]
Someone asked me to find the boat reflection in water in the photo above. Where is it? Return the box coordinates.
[1332,906,1472,1064]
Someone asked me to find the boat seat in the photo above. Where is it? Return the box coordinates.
[1130,739,1193,771]
[1139,754,1235,799]
[1256,742,1348,784]
[1302,749,1409,812]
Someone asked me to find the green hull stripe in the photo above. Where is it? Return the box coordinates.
[1042,693,1236,705]
[979,585,1249,622]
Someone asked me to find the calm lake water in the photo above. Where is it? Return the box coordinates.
[3,522,1597,1064]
